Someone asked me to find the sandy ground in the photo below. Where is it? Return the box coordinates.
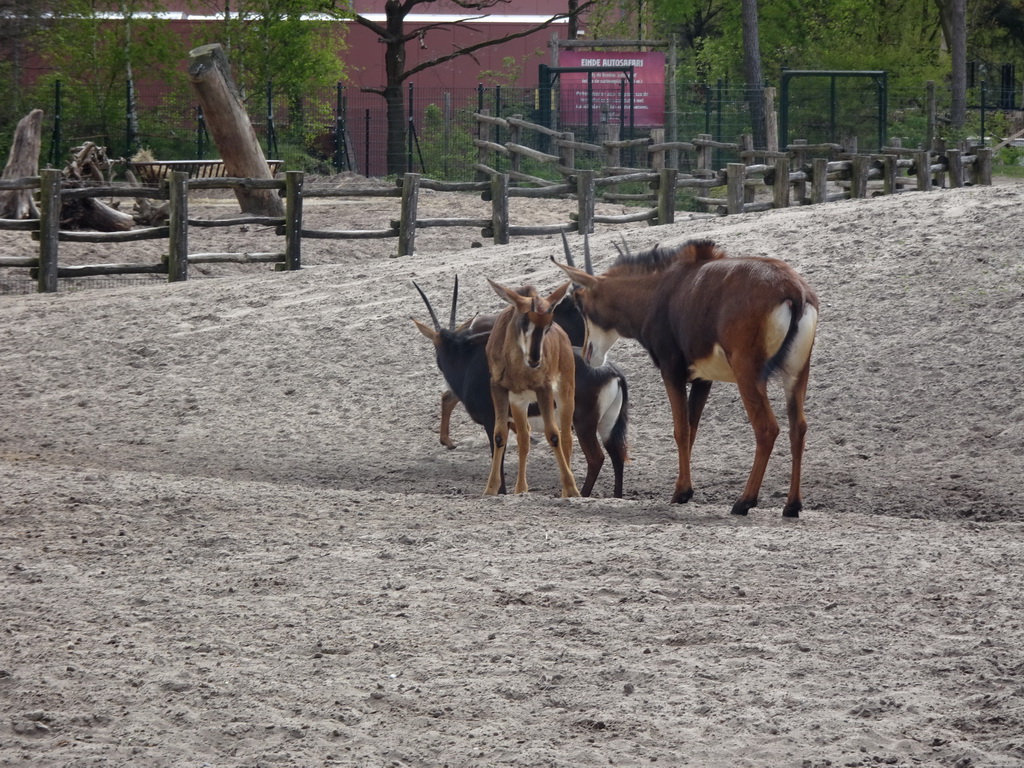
[1,175,1023,767]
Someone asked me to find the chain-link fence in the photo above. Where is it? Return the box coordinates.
[1,70,1019,182]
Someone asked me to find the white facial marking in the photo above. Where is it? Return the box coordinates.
[583,320,619,367]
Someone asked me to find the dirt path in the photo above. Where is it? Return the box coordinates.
[1,178,1023,767]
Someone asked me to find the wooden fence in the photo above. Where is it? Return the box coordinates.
[0,124,995,293]
[473,113,994,217]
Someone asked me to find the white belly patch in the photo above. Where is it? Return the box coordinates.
[689,344,735,383]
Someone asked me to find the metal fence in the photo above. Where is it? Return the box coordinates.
[1,72,1018,181]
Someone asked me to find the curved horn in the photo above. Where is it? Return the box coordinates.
[449,274,459,331]
[560,231,576,268]
[412,281,442,333]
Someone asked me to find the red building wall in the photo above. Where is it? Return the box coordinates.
[163,0,576,91]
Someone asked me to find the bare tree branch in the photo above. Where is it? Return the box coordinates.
[395,2,596,81]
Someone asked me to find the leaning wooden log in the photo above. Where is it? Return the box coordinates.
[188,43,284,217]
[0,109,43,219]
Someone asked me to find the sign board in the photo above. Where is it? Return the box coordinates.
[556,50,665,126]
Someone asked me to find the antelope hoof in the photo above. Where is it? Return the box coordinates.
[731,498,757,516]
[441,439,456,450]
[782,500,802,518]
[671,488,694,504]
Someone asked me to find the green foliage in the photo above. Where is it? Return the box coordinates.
[198,1,349,107]
[413,102,477,181]
[658,0,950,86]
[478,55,530,89]
[27,0,182,157]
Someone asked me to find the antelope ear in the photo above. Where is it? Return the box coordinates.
[547,280,573,308]
[551,258,599,289]
[411,317,440,343]
[487,278,531,311]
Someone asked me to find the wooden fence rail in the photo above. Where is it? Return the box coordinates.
[471,113,994,217]
[0,126,996,293]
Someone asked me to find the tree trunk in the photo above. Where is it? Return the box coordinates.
[187,43,284,216]
[385,84,407,177]
[949,0,967,130]
[384,4,408,177]
[0,109,43,219]
[741,0,766,149]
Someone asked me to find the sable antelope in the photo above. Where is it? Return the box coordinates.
[412,279,630,497]
[484,280,580,497]
[555,238,818,517]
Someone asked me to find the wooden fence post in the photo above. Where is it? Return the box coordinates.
[476,110,491,183]
[740,134,756,204]
[282,170,303,270]
[772,156,790,208]
[926,81,936,147]
[508,115,521,177]
[650,128,665,170]
[37,168,60,293]
[167,171,189,282]
[914,151,932,192]
[946,149,963,188]
[975,148,993,185]
[657,168,676,225]
[764,87,779,153]
[398,172,420,256]
[931,138,946,188]
[791,139,808,203]
[490,173,510,245]
[850,155,869,198]
[602,124,620,168]
[726,163,746,215]
[882,155,897,195]
[810,157,828,205]
[558,132,575,173]
[576,169,595,235]
[696,134,712,175]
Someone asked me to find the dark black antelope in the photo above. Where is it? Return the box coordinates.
[411,279,629,497]
[556,238,819,517]
[484,280,579,497]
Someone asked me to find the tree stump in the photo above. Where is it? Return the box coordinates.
[188,43,284,217]
[0,109,43,219]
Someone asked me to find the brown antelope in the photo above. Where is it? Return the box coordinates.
[556,238,819,517]
[484,280,580,498]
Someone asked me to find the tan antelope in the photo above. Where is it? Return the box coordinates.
[484,280,580,498]
[412,277,630,497]
[555,238,818,517]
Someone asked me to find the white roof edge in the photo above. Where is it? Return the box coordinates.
[76,11,567,24]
